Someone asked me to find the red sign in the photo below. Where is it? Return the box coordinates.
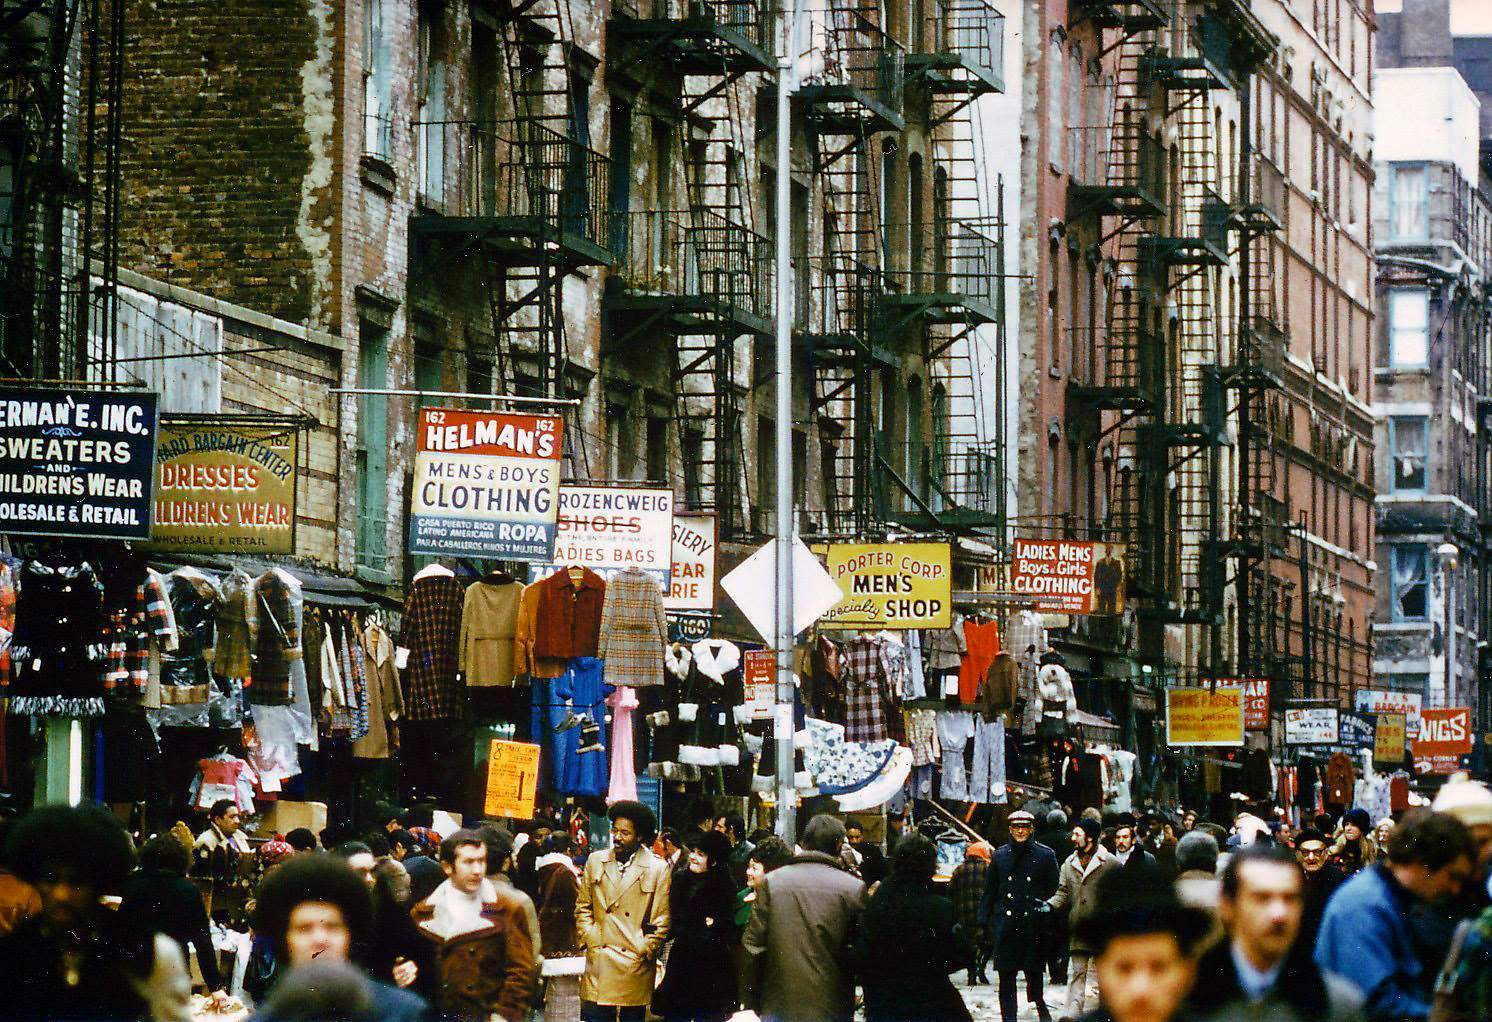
[743,649,775,721]
[1413,707,1473,759]
[1010,539,1126,615]
[1241,679,1270,730]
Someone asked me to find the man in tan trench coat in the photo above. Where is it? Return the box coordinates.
[575,800,672,1022]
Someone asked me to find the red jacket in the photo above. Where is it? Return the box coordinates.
[530,569,606,661]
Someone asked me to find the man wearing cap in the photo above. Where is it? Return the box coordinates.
[1046,815,1116,1021]
[980,810,1059,1022]
[1293,827,1341,954]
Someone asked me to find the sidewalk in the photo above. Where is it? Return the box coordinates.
[954,970,1068,1022]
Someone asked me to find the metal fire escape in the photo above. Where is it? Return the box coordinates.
[0,0,126,380]
[412,0,613,418]
[799,0,905,535]
[877,0,1007,537]
[604,0,775,538]
[1065,0,1170,604]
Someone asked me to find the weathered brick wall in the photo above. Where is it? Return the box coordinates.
[112,0,331,328]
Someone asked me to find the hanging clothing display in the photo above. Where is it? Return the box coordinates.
[516,568,606,680]
[531,657,609,797]
[842,635,902,743]
[159,568,222,708]
[1108,749,1137,813]
[213,569,254,681]
[10,561,109,716]
[99,567,175,700]
[597,567,667,688]
[1325,752,1355,805]
[970,717,1007,804]
[678,639,743,767]
[458,577,525,687]
[936,710,976,801]
[1035,661,1077,735]
[977,651,1019,723]
[399,573,466,721]
[353,621,403,759]
[803,635,846,723]
[903,709,941,768]
[606,686,639,803]
[248,569,303,707]
[188,752,259,812]
[957,618,1001,704]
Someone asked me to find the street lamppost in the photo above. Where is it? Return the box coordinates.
[1438,540,1460,708]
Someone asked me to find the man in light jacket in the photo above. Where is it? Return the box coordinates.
[1047,816,1117,1021]
[741,814,866,1022]
[574,801,671,1022]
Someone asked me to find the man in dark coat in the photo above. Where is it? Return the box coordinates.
[1111,816,1158,877]
[1035,810,1073,985]
[979,810,1059,1022]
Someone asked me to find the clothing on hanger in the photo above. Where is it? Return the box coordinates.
[247,569,303,706]
[399,572,466,721]
[597,566,668,689]
[459,576,525,687]
[514,567,605,680]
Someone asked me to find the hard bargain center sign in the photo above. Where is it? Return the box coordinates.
[818,543,952,630]
[1010,539,1126,615]
[0,387,158,540]
[147,417,298,554]
[408,409,563,561]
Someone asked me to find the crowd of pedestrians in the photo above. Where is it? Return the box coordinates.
[5,784,1492,1022]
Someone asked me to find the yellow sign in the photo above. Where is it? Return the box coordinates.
[483,740,541,819]
[819,543,952,630]
[1374,712,1405,764]
[1165,687,1245,747]
[148,417,298,553]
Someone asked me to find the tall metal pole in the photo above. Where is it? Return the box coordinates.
[773,0,802,843]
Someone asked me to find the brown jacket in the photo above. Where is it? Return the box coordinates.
[515,569,606,677]
[412,884,538,1022]
[574,846,671,1006]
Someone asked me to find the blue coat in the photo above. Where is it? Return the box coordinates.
[1314,863,1430,1022]
[978,840,1059,971]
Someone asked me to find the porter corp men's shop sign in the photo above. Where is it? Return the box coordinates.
[1010,539,1127,615]
[409,409,564,560]
[819,543,952,630]
[0,387,158,540]
[148,418,298,553]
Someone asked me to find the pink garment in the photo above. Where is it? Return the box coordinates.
[606,686,639,803]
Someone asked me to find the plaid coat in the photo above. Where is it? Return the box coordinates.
[841,635,901,743]
[948,857,989,932]
[597,567,667,687]
[400,574,465,720]
[248,569,301,706]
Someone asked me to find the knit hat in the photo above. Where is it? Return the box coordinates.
[1077,818,1102,842]
[1342,808,1373,832]
[966,841,993,862]
[1293,828,1329,848]
[259,834,295,868]
[1433,778,1492,829]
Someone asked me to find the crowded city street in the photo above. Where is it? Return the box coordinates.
[2,0,1491,1017]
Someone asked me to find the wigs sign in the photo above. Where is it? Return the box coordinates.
[0,387,158,540]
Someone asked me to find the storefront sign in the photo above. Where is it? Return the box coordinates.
[409,409,563,561]
[819,543,952,630]
[1335,710,1375,751]
[1010,539,1126,615]
[1375,713,1407,764]
[1356,689,1423,737]
[1336,710,1377,752]
[1285,707,1339,745]
[483,739,541,819]
[542,485,674,586]
[0,386,158,540]
[1165,687,1244,747]
[666,513,716,611]
[1241,679,1270,730]
[1413,707,1473,759]
[147,416,298,553]
[743,648,775,720]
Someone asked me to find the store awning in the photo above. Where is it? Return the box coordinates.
[1072,708,1119,733]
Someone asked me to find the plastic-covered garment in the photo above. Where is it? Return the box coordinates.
[606,686,639,803]
[10,561,108,716]
[213,569,253,679]
[187,752,258,812]
[247,569,303,706]
[158,568,222,709]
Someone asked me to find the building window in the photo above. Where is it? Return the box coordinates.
[1388,288,1429,368]
[1391,545,1429,621]
[645,414,668,484]
[467,350,494,397]
[362,0,392,161]
[413,342,443,409]
[1388,416,1428,492]
[1388,164,1428,240]
[356,321,390,570]
[416,7,448,204]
